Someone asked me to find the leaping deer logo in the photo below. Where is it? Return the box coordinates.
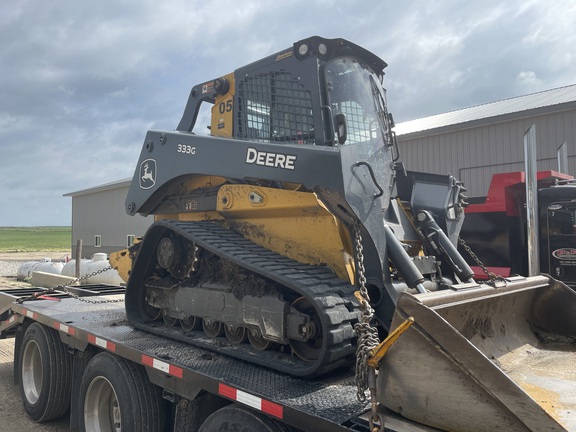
[139,159,156,189]
[142,163,153,182]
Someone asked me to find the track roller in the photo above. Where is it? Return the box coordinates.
[225,325,248,344]
[202,319,224,338]
[180,316,201,331]
[248,329,275,351]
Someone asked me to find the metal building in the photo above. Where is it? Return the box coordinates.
[64,179,153,258]
[394,84,576,197]
[62,85,575,257]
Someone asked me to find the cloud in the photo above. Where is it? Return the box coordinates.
[1,0,576,225]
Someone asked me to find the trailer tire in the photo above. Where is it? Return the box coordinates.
[19,322,72,422]
[199,404,292,432]
[79,352,164,432]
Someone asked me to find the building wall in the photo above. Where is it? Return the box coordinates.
[70,186,153,258]
[397,109,576,198]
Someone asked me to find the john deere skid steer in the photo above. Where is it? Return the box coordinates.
[117,37,576,431]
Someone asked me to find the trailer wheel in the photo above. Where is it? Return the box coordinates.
[79,352,164,432]
[199,404,292,432]
[19,322,72,422]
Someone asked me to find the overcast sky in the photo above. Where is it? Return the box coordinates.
[2,0,575,226]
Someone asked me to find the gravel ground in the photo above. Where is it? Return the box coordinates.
[0,261,21,277]
[0,252,69,287]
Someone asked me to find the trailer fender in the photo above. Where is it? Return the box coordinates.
[199,404,293,432]
[173,392,230,432]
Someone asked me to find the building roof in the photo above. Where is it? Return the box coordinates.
[394,83,576,138]
[64,178,131,197]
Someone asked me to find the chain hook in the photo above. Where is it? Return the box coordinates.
[17,265,123,304]
[369,412,386,432]
[353,221,380,403]
[458,237,507,287]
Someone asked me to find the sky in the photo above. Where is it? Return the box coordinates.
[1,0,576,226]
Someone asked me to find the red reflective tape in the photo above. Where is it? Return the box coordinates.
[219,383,237,400]
[88,334,116,352]
[54,322,76,336]
[170,364,183,379]
[142,354,154,367]
[218,384,283,419]
[261,399,283,419]
[23,309,38,320]
[141,355,183,378]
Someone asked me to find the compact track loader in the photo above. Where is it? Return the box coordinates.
[118,37,576,430]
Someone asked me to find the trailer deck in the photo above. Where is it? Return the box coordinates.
[0,286,438,432]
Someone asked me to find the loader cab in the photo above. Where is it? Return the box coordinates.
[323,56,393,147]
[178,37,396,154]
[234,37,395,149]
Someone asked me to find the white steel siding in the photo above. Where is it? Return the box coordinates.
[398,109,576,198]
[70,185,152,258]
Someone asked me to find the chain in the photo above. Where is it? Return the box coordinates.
[458,237,507,287]
[17,265,124,304]
[353,222,381,404]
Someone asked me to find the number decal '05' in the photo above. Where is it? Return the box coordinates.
[218,99,233,115]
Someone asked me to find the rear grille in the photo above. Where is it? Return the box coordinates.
[237,72,315,145]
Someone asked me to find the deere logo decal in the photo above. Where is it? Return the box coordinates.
[140,159,156,189]
[245,147,296,170]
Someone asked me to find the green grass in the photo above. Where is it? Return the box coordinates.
[0,227,71,252]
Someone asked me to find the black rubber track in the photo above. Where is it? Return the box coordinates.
[126,220,360,378]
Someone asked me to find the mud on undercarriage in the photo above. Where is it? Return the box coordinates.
[126,219,360,378]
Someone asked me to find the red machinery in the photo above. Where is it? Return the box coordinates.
[461,170,576,288]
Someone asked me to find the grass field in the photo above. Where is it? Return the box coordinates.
[0,227,71,252]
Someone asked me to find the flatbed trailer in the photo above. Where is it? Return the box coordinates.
[0,286,438,432]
